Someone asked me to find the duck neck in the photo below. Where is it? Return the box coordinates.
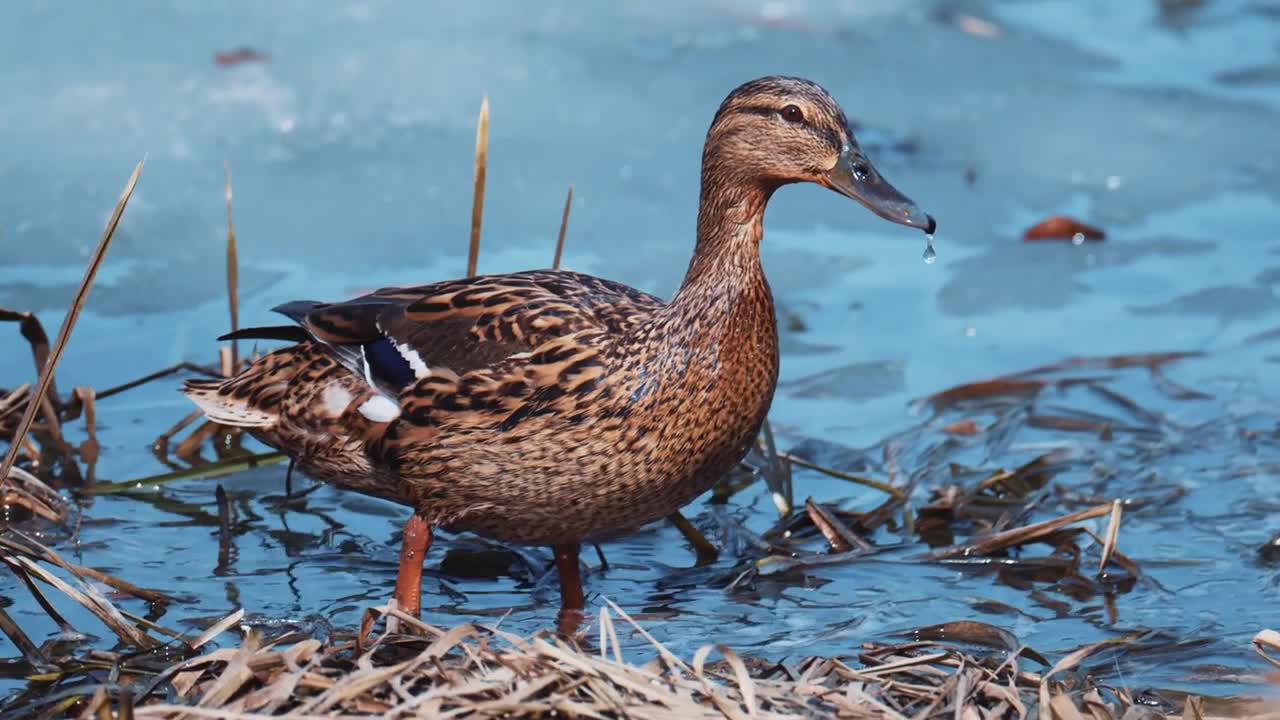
[669,176,774,313]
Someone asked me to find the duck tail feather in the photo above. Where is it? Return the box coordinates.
[181,347,307,428]
[182,378,278,428]
[217,325,312,343]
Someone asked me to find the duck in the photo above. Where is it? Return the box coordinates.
[183,75,934,620]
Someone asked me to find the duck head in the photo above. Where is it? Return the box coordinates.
[704,75,935,235]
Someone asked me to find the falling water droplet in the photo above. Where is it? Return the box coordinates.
[1071,232,1085,246]
[922,233,937,264]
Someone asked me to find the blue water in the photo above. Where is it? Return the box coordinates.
[2,0,1279,703]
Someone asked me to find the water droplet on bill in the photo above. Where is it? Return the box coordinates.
[923,233,937,264]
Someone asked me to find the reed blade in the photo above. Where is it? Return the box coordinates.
[553,184,573,270]
[0,159,144,487]
[1099,499,1123,573]
[224,161,240,369]
[467,96,490,278]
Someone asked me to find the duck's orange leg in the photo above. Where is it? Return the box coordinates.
[552,542,585,610]
[553,542,585,636]
[394,514,433,616]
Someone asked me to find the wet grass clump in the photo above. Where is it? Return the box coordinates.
[8,522,1255,719]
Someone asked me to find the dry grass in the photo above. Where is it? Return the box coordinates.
[127,604,1080,718]
[9,519,1268,719]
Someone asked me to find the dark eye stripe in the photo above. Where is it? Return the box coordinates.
[722,103,844,153]
[733,104,780,118]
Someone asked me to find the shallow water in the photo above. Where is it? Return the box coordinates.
[2,0,1279,704]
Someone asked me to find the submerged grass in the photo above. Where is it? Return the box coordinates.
[83,450,289,495]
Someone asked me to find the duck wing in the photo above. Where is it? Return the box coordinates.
[225,270,665,397]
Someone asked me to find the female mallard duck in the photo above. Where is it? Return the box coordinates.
[184,76,934,617]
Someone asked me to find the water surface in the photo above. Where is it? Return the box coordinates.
[2,0,1278,703]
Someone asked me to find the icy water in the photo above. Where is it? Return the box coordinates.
[2,0,1279,705]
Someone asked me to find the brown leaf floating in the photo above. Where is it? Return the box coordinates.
[1023,214,1105,242]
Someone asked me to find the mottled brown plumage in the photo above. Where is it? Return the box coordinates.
[184,75,934,616]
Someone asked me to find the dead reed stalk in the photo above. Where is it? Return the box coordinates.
[553,184,573,270]
[466,96,489,278]
[224,161,240,368]
[0,159,143,487]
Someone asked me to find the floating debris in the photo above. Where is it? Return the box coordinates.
[213,47,271,67]
[954,13,1002,38]
[942,418,981,435]
[1023,214,1106,242]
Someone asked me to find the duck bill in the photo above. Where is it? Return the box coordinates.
[822,145,936,234]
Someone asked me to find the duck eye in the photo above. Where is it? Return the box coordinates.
[780,105,804,123]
